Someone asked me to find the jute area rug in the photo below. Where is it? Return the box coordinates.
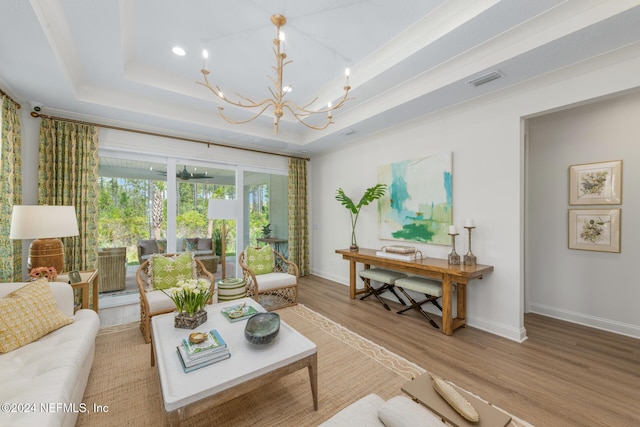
[78,305,528,426]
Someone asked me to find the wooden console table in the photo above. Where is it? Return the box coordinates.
[335,248,493,335]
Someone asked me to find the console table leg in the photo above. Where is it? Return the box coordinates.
[441,275,453,335]
[349,260,357,299]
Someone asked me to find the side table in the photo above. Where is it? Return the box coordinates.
[57,270,99,312]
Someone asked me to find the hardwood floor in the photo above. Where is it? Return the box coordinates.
[98,274,640,426]
[298,275,640,427]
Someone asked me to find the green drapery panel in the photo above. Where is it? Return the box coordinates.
[38,118,99,275]
[288,157,309,276]
[0,95,23,281]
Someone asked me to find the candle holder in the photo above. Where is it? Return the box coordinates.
[448,233,460,265]
[464,226,477,266]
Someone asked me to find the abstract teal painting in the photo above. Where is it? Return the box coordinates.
[378,152,452,245]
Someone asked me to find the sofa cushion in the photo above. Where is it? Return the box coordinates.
[156,239,167,253]
[0,278,73,353]
[139,239,159,256]
[378,395,445,427]
[197,237,212,251]
[319,393,386,427]
[246,246,274,275]
[183,238,198,251]
[150,252,196,290]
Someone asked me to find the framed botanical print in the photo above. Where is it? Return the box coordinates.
[569,160,622,205]
[568,209,620,253]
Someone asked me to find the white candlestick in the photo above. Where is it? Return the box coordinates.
[449,225,457,234]
[465,218,474,227]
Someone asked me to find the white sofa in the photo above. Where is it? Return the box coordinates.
[320,393,445,427]
[0,281,100,427]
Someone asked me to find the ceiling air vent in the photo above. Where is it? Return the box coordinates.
[467,71,503,87]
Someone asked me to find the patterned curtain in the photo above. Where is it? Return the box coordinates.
[288,157,309,276]
[0,95,23,281]
[38,118,99,273]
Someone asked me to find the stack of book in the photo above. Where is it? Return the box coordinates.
[176,329,230,373]
[376,245,422,261]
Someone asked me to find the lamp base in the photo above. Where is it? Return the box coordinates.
[29,238,64,273]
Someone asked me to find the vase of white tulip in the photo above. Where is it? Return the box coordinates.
[163,278,212,329]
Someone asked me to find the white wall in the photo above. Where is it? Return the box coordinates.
[310,41,640,342]
[527,91,640,338]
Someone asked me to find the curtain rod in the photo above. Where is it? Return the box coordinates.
[30,112,310,161]
[0,88,21,109]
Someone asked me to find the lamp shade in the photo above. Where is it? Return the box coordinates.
[207,199,239,220]
[10,205,79,239]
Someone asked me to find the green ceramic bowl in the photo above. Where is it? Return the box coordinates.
[244,312,280,344]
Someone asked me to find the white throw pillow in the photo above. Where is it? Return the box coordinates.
[378,395,445,427]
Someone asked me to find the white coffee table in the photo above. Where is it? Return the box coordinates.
[151,298,318,425]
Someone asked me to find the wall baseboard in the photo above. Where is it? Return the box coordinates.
[528,303,640,339]
[310,269,527,342]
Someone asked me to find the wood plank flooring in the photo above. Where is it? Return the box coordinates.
[298,275,640,427]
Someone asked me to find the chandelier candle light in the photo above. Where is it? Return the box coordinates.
[198,14,353,134]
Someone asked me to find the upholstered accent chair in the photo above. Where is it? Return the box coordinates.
[136,252,215,343]
[238,246,299,311]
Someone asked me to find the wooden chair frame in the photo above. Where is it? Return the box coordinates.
[136,253,215,344]
[239,248,299,311]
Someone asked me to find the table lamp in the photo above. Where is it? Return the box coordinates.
[207,199,238,280]
[9,205,79,273]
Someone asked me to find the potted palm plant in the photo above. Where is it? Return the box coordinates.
[335,183,386,251]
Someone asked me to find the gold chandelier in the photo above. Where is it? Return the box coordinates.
[198,14,353,135]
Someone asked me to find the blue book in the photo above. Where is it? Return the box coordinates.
[176,346,231,372]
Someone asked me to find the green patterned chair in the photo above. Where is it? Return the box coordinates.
[239,246,298,311]
[136,252,215,343]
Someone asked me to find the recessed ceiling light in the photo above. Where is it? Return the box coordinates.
[467,70,503,87]
[172,47,186,56]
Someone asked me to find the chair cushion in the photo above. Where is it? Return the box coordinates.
[359,268,407,284]
[138,239,159,256]
[255,272,296,291]
[156,239,167,253]
[149,252,196,290]
[378,395,445,427]
[197,238,212,251]
[0,278,73,353]
[246,246,274,275]
[394,277,443,297]
[145,289,178,314]
[318,393,386,427]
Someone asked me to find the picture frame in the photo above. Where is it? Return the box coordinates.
[568,209,620,253]
[569,160,621,205]
[68,270,83,284]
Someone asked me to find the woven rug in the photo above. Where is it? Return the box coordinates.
[78,305,528,426]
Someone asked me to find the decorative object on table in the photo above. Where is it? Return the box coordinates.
[569,160,622,205]
[335,183,387,251]
[244,312,280,344]
[198,14,352,135]
[162,278,213,329]
[29,266,58,281]
[9,205,79,273]
[568,209,621,253]
[217,278,246,302]
[221,302,259,323]
[67,270,82,284]
[208,198,240,280]
[430,373,480,422]
[177,329,231,372]
[447,225,460,265]
[463,219,477,266]
[378,152,453,245]
[261,223,271,238]
[376,245,423,261]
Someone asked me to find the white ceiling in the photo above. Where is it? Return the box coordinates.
[2,0,640,157]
